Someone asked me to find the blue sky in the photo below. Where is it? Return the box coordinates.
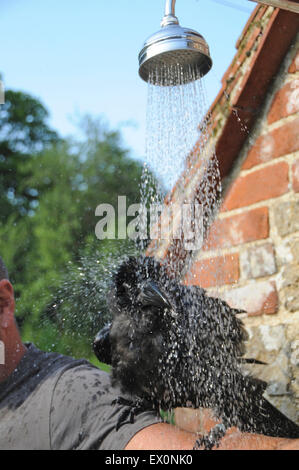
[0,0,256,159]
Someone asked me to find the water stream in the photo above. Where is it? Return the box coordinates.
[140,63,222,281]
[144,65,210,191]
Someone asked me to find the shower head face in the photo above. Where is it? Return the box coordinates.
[138,24,212,86]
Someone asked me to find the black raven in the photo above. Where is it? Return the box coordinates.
[93,256,299,449]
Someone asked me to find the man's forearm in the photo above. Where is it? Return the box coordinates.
[125,422,299,450]
[125,423,198,450]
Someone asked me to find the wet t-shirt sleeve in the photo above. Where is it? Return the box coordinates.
[49,364,160,450]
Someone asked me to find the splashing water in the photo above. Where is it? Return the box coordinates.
[140,64,222,279]
[48,243,139,351]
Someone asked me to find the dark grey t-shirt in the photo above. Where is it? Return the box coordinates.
[0,344,160,450]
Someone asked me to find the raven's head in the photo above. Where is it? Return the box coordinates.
[110,256,174,318]
[93,256,180,397]
[93,256,175,367]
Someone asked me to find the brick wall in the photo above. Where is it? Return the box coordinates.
[184,43,299,422]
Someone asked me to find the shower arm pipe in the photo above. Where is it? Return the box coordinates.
[161,0,179,26]
[164,0,176,16]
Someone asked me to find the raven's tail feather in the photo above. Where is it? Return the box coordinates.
[254,397,299,439]
[229,375,299,439]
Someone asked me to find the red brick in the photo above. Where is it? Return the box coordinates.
[223,161,289,211]
[288,50,299,73]
[243,117,299,170]
[268,79,299,124]
[219,281,279,317]
[203,207,269,251]
[184,254,239,288]
[293,159,299,192]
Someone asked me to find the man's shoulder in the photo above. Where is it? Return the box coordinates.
[24,342,91,373]
[49,356,160,451]
[28,342,108,381]
[0,343,113,450]
[52,356,111,390]
[11,343,108,398]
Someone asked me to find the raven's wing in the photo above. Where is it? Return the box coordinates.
[184,285,249,355]
[93,323,112,365]
[235,374,299,439]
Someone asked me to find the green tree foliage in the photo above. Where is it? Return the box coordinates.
[0,90,59,222]
[0,88,147,361]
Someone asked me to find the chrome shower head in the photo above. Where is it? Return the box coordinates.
[138,0,212,86]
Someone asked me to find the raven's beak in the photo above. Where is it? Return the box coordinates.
[138,281,172,310]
